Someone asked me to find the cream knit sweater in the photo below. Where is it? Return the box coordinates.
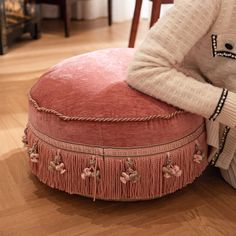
[126,0,236,188]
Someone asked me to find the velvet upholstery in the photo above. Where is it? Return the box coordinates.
[29,48,203,147]
[24,48,208,201]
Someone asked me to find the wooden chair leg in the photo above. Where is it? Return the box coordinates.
[150,0,162,27]
[62,0,71,37]
[128,0,143,48]
[108,0,112,26]
[0,2,8,55]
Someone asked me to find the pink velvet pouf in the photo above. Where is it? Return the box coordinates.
[23,48,208,201]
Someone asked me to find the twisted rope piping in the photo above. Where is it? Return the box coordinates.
[28,93,185,122]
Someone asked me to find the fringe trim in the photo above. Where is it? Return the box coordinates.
[24,126,208,201]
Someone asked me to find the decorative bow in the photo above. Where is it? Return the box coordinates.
[162,153,182,178]
[120,158,140,184]
[193,141,204,164]
[81,156,100,180]
[28,142,39,163]
[48,150,66,174]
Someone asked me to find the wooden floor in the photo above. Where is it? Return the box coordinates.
[0,18,236,236]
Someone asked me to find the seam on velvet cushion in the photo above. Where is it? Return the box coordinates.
[28,92,186,122]
[27,122,205,157]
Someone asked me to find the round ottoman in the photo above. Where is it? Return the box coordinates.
[23,48,208,201]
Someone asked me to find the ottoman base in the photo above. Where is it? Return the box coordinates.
[24,122,208,201]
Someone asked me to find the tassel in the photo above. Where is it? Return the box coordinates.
[81,155,100,201]
[22,127,29,147]
[28,142,39,163]
[120,158,140,184]
[81,156,100,180]
[30,153,39,163]
[193,141,204,164]
[48,149,66,174]
[162,153,182,178]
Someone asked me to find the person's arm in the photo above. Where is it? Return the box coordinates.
[126,0,236,128]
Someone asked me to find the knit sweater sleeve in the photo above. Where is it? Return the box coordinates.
[126,0,236,128]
